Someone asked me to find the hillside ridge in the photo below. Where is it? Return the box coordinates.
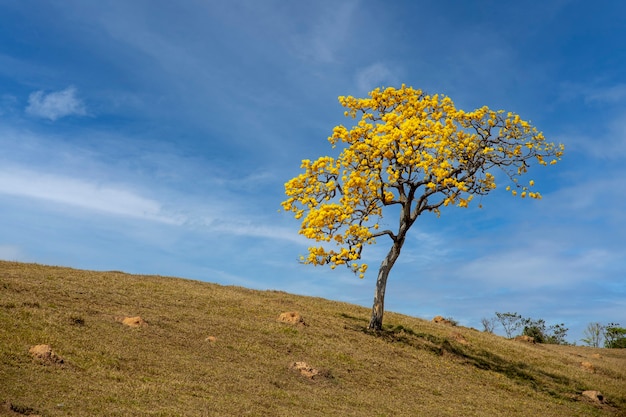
[1,261,624,416]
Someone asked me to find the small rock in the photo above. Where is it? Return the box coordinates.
[582,390,604,403]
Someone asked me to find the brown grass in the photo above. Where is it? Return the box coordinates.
[1,261,624,416]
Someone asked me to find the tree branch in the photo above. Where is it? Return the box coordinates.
[371,229,397,241]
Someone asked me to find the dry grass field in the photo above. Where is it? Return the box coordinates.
[1,261,625,416]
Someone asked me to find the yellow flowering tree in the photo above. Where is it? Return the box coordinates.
[282,86,564,331]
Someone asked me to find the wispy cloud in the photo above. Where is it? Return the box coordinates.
[355,63,400,93]
[458,244,616,290]
[546,174,626,223]
[585,84,626,104]
[561,112,626,159]
[288,0,360,64]
[0,125,301,245]
[25,86,86,120]
[0,94,18,116]
[0,168,181,224]
[559,82,626,106]
[0,245,24,261]
[209,220,305,245]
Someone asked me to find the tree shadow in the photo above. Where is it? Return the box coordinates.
[347,322,586,400]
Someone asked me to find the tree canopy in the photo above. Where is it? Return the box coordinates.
[282,85,564,330]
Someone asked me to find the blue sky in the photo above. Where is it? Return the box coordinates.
[1,0,624,343]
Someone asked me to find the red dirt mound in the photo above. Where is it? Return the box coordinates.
[290,361,319,379]
[277,311,306,326]
[118,316,147,327]
[29,344,64,365]
[432,316,455,326]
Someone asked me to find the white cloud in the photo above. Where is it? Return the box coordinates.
[0,168,182,224]
[26,86,86,120]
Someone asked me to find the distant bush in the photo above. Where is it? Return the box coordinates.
[495,312,522,339]
[581,322,604,347]
[481,317,497,333]
[604,323,626,349]
[445,317,459,326]
[521,318,568,345]
[492,312,569,344]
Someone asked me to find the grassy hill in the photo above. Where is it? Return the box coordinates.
[1,261,624,416]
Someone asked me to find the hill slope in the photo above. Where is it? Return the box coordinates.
[1,261,624,416]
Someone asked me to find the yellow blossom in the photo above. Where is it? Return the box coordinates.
[282,85,564,280]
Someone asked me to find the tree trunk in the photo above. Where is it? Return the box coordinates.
[368,239,404,330]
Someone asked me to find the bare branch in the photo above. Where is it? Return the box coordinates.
[371,229,397,241]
